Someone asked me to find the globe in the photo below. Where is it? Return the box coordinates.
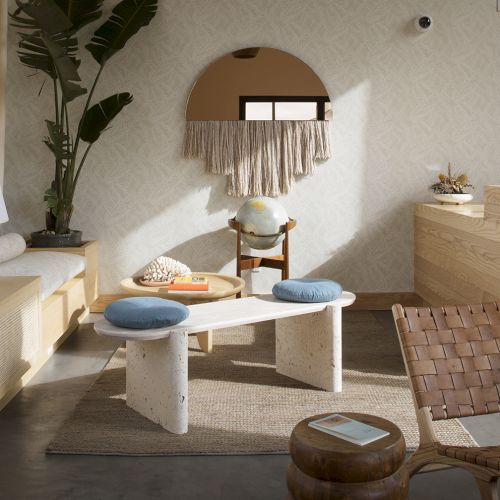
[235,196,288,250]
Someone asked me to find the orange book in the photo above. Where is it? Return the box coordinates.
[167,282,209,291]
[167,276,209,291]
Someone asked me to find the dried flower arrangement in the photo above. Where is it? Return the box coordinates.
[429,163,474,194]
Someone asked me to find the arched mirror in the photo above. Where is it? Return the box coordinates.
[183,47,332,197]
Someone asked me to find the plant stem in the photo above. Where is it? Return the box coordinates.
[65,101,72,151]
[62,100,73,197]
[53,78,59,125]
[60,96,68,191]
[72,142,93,197]
[72,63,105,172]
[60,94,65,130]
[53,78,63,201]
[68,62,105,204]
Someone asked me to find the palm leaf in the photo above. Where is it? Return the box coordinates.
[16,33,56,77]
[13,0,72,34]
[44,187,59,210]
[16,31,79,78]
[86,0,157,65]
[44,120,72,161]
[80,93,133,143]
[10,1,80,79]
[53,0,104,33]
[41,33,86,102]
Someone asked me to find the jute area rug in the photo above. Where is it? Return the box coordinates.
[47,311,476,456]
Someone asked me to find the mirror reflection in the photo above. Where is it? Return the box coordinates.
[183,47,332,197]
[186,47,331,121]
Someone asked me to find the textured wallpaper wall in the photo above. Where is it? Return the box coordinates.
[4,0,500,294]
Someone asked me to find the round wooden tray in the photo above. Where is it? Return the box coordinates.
[121,272,245,303]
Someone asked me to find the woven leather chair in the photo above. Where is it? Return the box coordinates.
[392,303,500,500]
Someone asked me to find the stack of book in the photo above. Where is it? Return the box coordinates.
[167,276,209,293]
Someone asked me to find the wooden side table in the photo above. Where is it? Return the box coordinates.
[120,272,245,353]
[228,217,296,298]
[288,413,409,499]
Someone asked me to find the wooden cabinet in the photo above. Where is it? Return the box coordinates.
[415,195,500,306]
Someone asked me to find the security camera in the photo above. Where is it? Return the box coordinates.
[415,16,433,33]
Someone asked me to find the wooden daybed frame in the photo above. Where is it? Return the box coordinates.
[0,241,98,410]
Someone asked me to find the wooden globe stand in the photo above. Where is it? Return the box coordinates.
[228,217,297,298]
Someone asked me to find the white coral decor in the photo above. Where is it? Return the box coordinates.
[143,256,191,283]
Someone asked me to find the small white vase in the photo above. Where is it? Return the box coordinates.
[433,193,474,205]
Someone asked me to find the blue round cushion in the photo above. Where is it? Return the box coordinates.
[104,297,189,329]
[272,279,343,303]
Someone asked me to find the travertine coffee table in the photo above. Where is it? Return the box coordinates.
[120,272,245,353]
[95,292,356,434]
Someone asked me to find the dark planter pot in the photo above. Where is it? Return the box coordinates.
[30,230,82,248]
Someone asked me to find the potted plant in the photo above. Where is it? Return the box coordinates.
[10,0,158,247]
[429,163,474,205]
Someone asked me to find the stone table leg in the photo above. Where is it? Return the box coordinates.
[275,305,342,392]
[196,330,213,353]
[126,332,188,434]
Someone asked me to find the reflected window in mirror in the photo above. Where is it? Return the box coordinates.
[240,96,330,121]
[245,101,273,120]
[275,101,317,120]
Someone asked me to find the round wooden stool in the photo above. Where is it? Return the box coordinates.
[288,413,409,500]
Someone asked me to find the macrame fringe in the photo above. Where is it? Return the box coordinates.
[183,120,331,197]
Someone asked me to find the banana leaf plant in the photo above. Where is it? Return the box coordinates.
[10,0,158,238]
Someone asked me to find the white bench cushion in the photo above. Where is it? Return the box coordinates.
[0,251,85,300]
[0,233,26,263]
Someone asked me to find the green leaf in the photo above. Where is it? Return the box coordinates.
[85,0,157,65]
[53,0,104,33]
[44,120,72,160]
[41,33,86,102]
[16,32,80,78]
[80,93,133,143]
[44,187,58,209]
[16,33,56,77]
[10,1,80,79]
[14,0,72,35]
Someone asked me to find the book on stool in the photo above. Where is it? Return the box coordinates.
[308,413,390,446]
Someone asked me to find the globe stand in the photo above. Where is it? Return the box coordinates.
[228,217,297,298]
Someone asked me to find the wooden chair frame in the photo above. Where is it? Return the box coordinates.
[393,303,500,500]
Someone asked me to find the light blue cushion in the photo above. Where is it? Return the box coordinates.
[272,279,343,303]
[104,297,189,329]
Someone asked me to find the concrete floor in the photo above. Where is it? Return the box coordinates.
[0,311,498,500]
